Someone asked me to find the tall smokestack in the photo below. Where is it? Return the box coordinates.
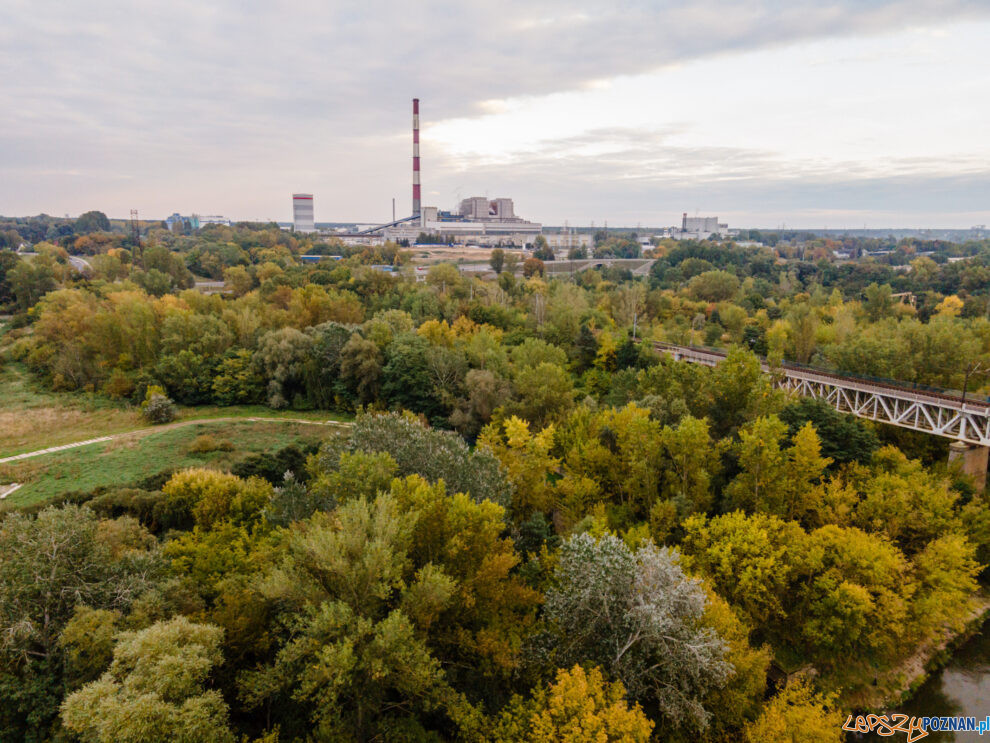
[412,98,421,217]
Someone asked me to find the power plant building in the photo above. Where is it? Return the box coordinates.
[292,194,315,233]
[382,197,542,246]
[671,213,733,240]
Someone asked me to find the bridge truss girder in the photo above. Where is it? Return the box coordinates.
[775,375,990,446]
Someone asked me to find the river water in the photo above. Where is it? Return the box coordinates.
[852,628,990,742]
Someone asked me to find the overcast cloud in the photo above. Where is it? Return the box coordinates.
[2,0,989,227]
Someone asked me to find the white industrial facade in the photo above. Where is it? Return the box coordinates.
[670,213,734,240]
[381,197,542,246]
[292,194,315,233]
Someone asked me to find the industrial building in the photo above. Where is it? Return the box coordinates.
[358,99,543,247]
[292,194,315,233]
[380,198,542,246]
[543,231,593,251]
[669,213,735,240]
[164,213,231,231]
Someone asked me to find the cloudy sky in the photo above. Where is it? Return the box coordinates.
[3,0,990,228]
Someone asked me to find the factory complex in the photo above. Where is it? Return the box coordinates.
[378,197,542,247]
[165,100,732,250]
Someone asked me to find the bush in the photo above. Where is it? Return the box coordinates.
[141,385,176,424]
[89,489,165,530]
[187,434,234,454]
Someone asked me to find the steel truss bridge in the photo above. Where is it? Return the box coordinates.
[653,342,990,447]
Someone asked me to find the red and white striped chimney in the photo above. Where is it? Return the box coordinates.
[412,98,421,216]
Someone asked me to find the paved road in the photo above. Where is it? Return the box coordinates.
[0,483,22,499]
[0,416,352,465]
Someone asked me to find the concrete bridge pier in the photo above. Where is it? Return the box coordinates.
[948,442,989,491]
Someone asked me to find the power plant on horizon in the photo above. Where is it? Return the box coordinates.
[292,98,544,247]
[159,100,730,248]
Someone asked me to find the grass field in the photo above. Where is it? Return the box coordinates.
[0,419,334,507]
[0,363,351,458]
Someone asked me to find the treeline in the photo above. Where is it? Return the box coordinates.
[8,243,990,418]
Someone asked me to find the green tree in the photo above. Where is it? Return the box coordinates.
[798,525,914,671]
[726,417,830,521]
[708,348,779,438]
[312,411,511,507]
[489,247,506,274]
[380,332,446,420]
[211,350,264,406]
[339,333,383,406]
[779,398,878,466]
[74,210,111,234]
[532,235,554,261]
[863,282,894,321]
[0,250,20,308]
[660,415,715,516]
[254,327,313,408]
[8,258,56,311]
[687,270,740,302]
[0,506,159,740]
[61,617,236,743]
[240,495,479,740]
[449,368,512,438]
[504,361,575,428]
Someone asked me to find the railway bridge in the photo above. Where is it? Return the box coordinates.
[653,342,990,488]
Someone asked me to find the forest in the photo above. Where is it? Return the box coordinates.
[0,216,989,742]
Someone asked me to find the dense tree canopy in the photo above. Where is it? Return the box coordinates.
[2,221,990,740]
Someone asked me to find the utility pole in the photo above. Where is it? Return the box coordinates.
[961,360,989,405]
[130,209,142,265]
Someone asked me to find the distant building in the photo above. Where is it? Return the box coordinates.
[671,213,734,240]
[165,212,230,231]
[543,232,593,251]
[381,196,542,247]
[165,213,187,231]
[192,214,231,228]
[293,194,315,233]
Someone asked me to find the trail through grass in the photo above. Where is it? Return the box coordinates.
[0,420,332,507]
[0,363,351,458]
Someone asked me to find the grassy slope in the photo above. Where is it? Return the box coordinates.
[0,420,330,507]
[0,362,351,458]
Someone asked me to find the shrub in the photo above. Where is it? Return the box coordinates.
[187,434,234,454]
[141,385,176,424]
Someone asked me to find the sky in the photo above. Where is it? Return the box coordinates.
[2,0,990,228]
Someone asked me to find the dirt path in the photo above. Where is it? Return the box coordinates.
[0,416,352,465]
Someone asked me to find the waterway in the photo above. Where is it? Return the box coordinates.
[852,628,990,742]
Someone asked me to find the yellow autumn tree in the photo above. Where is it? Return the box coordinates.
[935,294,964,318]
[743,679,842,743]
[493,665,653,743]
[418,318,456,347]
[479,416,558,521]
